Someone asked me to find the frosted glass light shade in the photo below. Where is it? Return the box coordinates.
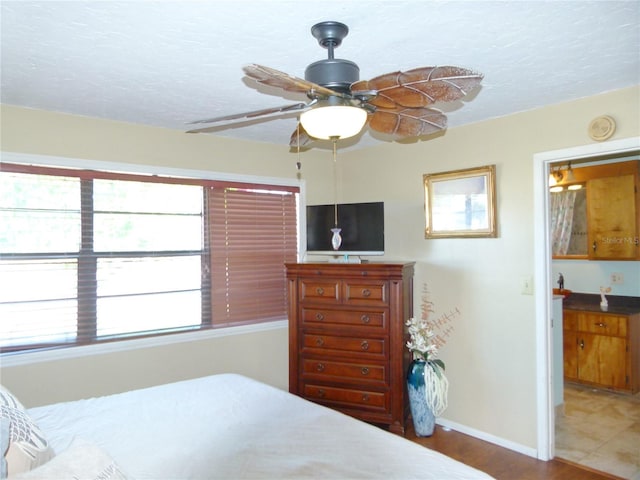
[300,105,367,140]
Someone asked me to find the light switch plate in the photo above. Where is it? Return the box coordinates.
[521,276,534,295]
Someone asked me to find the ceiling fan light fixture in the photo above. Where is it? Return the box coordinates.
[300,104,367,140]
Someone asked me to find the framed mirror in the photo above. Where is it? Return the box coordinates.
[424,164,497,238]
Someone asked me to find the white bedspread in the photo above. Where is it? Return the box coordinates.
[28,374,493,479]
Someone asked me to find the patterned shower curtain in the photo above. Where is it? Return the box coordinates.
[550,190,577,256]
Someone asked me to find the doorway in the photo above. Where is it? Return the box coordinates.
[532,136,640,463]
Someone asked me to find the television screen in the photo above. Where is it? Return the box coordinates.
[306,201,384,256]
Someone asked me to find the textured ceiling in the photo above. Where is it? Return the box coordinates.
[1,1,639,150]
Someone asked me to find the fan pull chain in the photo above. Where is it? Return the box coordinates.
[330,137,342,251]
[332,138,338,228]
[296,123,301,178]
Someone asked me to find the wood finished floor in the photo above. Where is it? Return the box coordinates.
[406,424,623,480]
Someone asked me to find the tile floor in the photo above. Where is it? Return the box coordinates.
[555,383,640,479]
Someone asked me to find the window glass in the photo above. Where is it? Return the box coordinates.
[97,291,201,337]
[97,256,201,296]
[94,179,202,252]
[0,172,80,253]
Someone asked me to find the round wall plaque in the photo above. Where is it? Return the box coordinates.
[588,115,616,141]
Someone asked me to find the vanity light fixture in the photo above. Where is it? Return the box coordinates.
[565,163,577,183]
[549,162,582,191]
[549,168,563,187]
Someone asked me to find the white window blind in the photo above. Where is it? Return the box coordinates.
[0,164,299,353]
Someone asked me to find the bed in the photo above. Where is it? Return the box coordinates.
[4,373,494,479]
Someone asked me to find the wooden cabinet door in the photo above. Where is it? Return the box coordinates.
[563,331,578,381]
[578,333,627,389]
[588,174,638,259]
[563,310,578,380]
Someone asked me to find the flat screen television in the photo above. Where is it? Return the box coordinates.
[306,201,384,257]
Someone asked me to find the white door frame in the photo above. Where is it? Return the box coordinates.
[533,136,640,460]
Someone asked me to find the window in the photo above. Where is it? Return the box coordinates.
[0,163,299,353]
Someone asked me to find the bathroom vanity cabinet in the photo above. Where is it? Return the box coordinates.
[563,309,640,393]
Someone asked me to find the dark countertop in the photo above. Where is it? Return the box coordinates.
[562,293,640,315]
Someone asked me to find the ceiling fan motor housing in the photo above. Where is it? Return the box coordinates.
[305,21,359,94]
[305,59,359,93]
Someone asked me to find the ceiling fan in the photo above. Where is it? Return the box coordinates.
[187,21,483,147]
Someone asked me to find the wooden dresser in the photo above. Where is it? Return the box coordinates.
[286,262,414,435]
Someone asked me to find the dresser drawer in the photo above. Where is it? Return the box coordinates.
[303,383,388,412]
[300,279,340,303]
[302,333,387,359]
[578,313,627,337]
[301,307,387,331]
[301,358,387,386]
[343,280,388,306]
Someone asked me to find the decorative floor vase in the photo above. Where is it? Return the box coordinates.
[407,359,436,437]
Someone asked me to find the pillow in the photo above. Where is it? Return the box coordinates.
[12,439,128,480]
[1,417,9,479]
[0,386,53,477]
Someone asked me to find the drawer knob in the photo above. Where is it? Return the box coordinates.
[362,394,370,402]
[316,363,325,372]
[362,288,371,297]
[315,312,325,321]
[361,367,369,376]
[317,389,325,398]
[595,322,607,328]
[361,315,370,324]
[360,340,369,351]
[316,287,325,295]
[316,337,324,347]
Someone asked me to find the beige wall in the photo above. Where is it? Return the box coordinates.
[337,85,639,449]
[0,326,289,408]
[1,84,638,451]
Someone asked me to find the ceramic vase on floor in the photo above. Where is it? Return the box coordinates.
[407,359,436,437]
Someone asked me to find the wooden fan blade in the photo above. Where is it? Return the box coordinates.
[187,102,308,126]
[352,66,483,109]
[243,64,339,98]
[368,107,447,138]
[288,123,313,148]
[186,102,310,134]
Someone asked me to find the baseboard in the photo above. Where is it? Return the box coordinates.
[436,418,538,459]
